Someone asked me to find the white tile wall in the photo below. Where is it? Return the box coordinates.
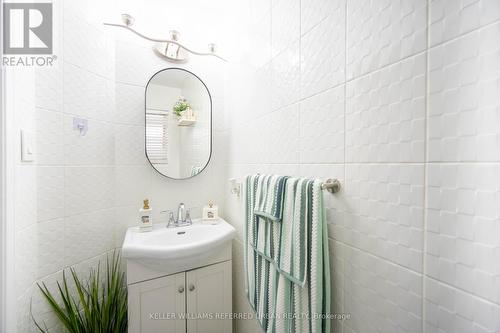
[428,21,500,162]
[343,243,422,333]
[299,86,345,164]
[114,83,146,125]
[300,6,345,99]
[271,0,300,57]
[35,108,64,165]
[346,53,426,163]
[14,0,228,330]
[271,41,301,111]
[340,164,425,272]
[346,0,427,79]
[224,0,500,332]
[424,277,500,333]
[426,164,500,304]
[9,0,500,332]
[429,0,500,46]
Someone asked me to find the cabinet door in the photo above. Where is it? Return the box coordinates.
[128,272,186,333]
[186,260,232,333]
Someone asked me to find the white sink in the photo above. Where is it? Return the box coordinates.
[122,218,236,280]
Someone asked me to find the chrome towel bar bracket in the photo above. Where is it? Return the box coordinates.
[321,179,341,193]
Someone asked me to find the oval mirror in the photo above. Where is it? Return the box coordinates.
[145,68,212,179]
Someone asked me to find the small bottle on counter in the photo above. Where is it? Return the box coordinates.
[139,199,153,232]
[202,202,219,224]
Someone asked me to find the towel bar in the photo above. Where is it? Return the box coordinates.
[321,179,341,193]
[249,174,342,194]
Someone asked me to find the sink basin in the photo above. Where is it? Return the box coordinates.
[122,218,236,280]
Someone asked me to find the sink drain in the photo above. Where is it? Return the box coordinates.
[177,231,186,235]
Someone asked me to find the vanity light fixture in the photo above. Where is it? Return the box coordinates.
[104,14,227,63]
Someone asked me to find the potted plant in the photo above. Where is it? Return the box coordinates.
[173,97,191,118]
[32,252,128,333]
[173,96,196,126]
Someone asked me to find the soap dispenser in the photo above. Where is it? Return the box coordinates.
[139,199,153,232]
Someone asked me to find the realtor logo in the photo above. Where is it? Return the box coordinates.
[3,3,53,54]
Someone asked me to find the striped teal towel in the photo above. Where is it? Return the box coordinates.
[275,179,330,333]
[245,175,331,333]
[245,174,259,310]
[254,174,288,221]
[277,178,310,287]
[253,175,288,261]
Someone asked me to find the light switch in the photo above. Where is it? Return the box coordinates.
[21,130,35,162]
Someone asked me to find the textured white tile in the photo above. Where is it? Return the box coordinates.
[15,166,37,231]
[271,0,300,57]
[115,166,151,207]
[249,8,272,68]
[115,125,147,165]
[35,64,63,112]
[338,164,424,272]
[301,0,345,35]
[300,1,345,99]
[347,0,427,79]
[37,167,64,222]
[63,11,107,76]
[430,0,500,46]
[343,244,422,333]
[15,224,38,296]
[346,54,426,162]
[36,108,64,165]
[63,62,111,121]
[328,240,345,333]
[114,83,145,126]
[64,116,114,166]
[425,278,500,333]
[428,22,500,162]
[426,164,500,304]
[267,104,300,164]
[64,209,115,265]
[271,42,300,111]
[115,41,165,86]
[251,64,272,119]
[64,167,114,216]
[37,219,66,278]
[299,86,345,163]
[114,205,140,248]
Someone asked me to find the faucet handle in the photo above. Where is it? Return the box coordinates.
[185,209,192,224]
[161,210,176,227]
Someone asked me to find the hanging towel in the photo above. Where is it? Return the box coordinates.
[254,174,288,221]
[245,175,331,333]
[253,175,288,261]
[190,165,202,176]
[275,179,330,333]
[245,174,260,310]
[277,178,310,287]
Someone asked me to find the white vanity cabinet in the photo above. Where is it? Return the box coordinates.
[122,220,236,333]
[186,260,232,333]
[128,272,187,333]
[128,260,232,333]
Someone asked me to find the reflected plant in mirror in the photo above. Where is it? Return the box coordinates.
[172,97,190,117]
[145,68,212,179]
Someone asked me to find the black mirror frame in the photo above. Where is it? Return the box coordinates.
[144,67,213,180]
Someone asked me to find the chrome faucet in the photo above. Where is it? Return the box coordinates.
[177,203,185,224]
[162,203,192,228]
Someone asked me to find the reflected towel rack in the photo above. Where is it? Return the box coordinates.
[321,179,341,193]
